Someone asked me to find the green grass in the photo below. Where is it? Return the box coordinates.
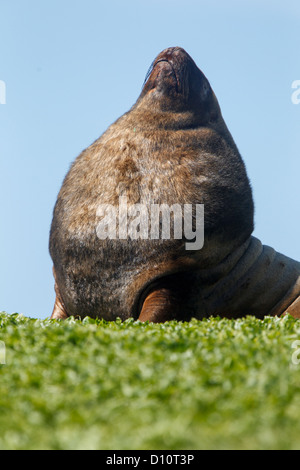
[1,312,300,450]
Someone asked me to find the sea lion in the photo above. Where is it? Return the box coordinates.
[49,47,300,322]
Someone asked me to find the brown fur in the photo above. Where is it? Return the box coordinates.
[49,47,299,322]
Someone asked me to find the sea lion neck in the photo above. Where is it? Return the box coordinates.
[134,47,222,128]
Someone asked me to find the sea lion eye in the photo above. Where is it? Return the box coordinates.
[208,111,218,123]
[201,81,210,98]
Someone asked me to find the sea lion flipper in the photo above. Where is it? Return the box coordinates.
[51,295,68,320]
[138,286,183,323]
[50,267,68,320]
[284,295,300,319]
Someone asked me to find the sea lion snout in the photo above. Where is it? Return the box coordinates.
[140,46,215,118]
[143,56,178,96]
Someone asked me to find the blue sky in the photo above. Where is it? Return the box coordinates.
[1,0,299,318]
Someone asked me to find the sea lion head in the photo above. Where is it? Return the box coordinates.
[136,47,221,128]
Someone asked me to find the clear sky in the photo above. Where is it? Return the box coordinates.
[1,0,299,319]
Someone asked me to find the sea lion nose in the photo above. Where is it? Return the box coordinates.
[157,47,188,62]
[171,47,188,56]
